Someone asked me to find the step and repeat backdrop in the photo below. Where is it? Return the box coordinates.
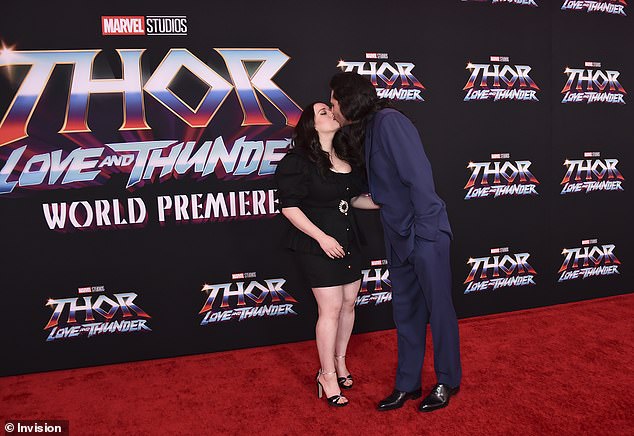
[1,1,632,375]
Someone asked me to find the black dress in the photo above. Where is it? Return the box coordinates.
[275,150,367,288]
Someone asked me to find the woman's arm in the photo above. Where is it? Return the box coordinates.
[351,194,380,210]
[281,207,346,258]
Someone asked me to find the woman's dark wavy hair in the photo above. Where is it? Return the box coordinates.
[289,101,362,177]
[329,72,393,152]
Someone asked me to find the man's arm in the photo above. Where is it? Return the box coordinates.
[351,194,380,210]
[378,112,444,240]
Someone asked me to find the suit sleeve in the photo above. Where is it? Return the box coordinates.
[378,112,444,240]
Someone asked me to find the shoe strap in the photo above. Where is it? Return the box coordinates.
[328,394,347,404]
[334,355,346,359]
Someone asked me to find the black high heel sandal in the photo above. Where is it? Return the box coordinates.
[316,369,348,407]
[335,355,353,390]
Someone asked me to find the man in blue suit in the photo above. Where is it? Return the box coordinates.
[329,72,462,412]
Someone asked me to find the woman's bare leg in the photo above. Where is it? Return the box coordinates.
[313,285,347,404]
[334,279,361,385]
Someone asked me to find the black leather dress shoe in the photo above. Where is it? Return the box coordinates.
[377,388,422,411]
[418,383,460,412]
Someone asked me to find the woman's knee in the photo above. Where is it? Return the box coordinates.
[318,301,343,320]
[340,296,356,313]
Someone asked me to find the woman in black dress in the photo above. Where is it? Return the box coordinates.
[275,102,379,407]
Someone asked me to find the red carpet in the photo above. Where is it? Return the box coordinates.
[2,294,633,435]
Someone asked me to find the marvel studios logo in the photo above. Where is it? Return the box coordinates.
[78,285,106,294]
[584,151,601,157]
[490,247,509,254]
[231,272,257,280]
[370,259,388,266]
[491,153,511,159]
[490,56,510,62]
[101,16,188,36]
[584,61,602,68]
[365,53,389,60]
[582,239,598,246]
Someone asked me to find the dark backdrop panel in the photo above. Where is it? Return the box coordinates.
[550,0,633,306]
[0,0,631,376]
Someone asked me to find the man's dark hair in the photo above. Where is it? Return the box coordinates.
[329,72,380,122]
[329,72,393,152]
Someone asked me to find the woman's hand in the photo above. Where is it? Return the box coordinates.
[318,234,345,259]
[281,207,346,258]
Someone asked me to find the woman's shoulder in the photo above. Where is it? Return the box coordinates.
[281,148,310,162]
[276,149,313,174]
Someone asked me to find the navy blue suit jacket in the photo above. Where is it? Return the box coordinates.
[364,108,452,264]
